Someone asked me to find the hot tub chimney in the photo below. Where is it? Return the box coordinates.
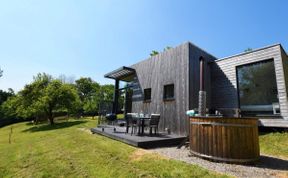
[198,56,206,116]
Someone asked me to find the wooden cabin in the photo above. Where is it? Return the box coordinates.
[105,42,288,135]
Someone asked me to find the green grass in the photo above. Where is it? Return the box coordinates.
[0,118,228,178]
[259,132,288,159]
[117,114,124,119]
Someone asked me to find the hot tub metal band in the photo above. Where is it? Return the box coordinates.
[190,122,257,128]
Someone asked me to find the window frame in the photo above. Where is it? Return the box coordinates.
[143,88,152,102]
[163,84,175,101]
[236,58,280,116]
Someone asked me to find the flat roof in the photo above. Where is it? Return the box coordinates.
[215,43,282,62]
[104,66,135,82]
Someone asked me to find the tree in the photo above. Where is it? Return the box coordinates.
[0,95,20,119]
[75,77,100,101]
[83,94,99,118]
[0,88,14,105]
[11,73,80,125]
[43,80,80,124]
[75,77,100,116]
[150,50,159,57]
[99,84,114,102]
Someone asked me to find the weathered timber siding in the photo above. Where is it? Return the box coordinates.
[211,44,288,120]
[280,48,288,120]
[188,43,217,111]
[130,42,190,135]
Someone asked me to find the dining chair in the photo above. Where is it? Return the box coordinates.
[148,114,160,135]
[125,113,138,135]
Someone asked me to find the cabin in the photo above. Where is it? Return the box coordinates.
[104,42,288,135]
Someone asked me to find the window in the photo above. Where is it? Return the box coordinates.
[143,88,151,101]
[236,59,279,116]
[163,84,174,100]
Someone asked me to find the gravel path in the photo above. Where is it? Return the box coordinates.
[151,147,288,178]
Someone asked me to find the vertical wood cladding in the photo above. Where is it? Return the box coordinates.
[130,42,217,135]
[211,45,288,120]
[130,42,190,135]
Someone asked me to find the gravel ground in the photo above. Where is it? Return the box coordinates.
[151,147,288,178]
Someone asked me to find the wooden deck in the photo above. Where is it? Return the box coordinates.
[90,125,186,148]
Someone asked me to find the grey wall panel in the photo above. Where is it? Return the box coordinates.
[212,45,288,120]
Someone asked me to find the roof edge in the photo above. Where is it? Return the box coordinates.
[216,43,282,62]
[104,66,135,78]
[186,41,218,59]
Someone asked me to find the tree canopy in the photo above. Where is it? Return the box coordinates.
[0,73,115,124]
[1,73,81,124]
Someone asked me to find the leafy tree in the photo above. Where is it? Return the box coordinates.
[15,73,52,120]
[8,73,80,125]
[83,94,99,118]
[75,77,100,115]
[43,80,80,124]
[150,50,159,57]
[0,95,20,119]
[0,89,14,105]
[75,77,100,101]
[99,84,114,102]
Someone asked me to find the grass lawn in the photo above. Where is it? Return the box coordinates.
[259,132,288,159]
[0,118,228,178]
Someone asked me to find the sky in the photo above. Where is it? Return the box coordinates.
[0,0,287,92]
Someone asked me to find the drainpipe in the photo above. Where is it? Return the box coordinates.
[198,57,206,116]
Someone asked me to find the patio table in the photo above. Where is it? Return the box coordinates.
[134,115,151,135]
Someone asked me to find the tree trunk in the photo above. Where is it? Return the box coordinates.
[48,108,54,125]
[48,117,54,125]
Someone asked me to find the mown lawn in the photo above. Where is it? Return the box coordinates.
[0,118,228,178]
[259,132,288,159]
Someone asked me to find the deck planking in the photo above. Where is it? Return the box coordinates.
[90,125,186,148]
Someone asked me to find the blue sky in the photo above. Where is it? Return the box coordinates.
[0,0,287,91]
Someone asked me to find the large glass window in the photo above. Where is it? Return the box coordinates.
[237,59,279,116]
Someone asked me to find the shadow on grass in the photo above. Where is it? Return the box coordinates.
[22,120,87,133]
[253,155,288,171]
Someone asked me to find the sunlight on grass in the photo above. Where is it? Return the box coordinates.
[0,118,228,178]
[259,132,288,159]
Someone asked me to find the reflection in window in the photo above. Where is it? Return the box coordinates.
[237,59,279,116]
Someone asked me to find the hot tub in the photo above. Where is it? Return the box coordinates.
[189,117,259,163]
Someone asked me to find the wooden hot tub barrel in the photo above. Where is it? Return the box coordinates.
[189,117,259,163]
